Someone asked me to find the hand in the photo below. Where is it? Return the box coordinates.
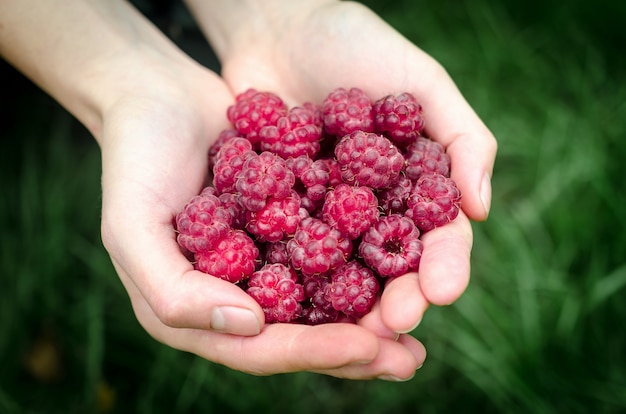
[191,0,497,334]
[96,46,424,380]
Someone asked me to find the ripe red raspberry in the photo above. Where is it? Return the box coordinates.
[301,276,340,325]
[212,137,256,194]
[195,229,259,283]
[405,173,461,232]
[378,174,413,215]
[287,217,352,276]
[320,158,343,188]
[175,190,233,253]
[217,192,246,230]
[246,263,305,323]
[404,137,451,180]
[208,128,241,171]
[245,191,308,242]
[235,151,296,212]
[324,261,380,318]
[286,155,330,204]
[358,214,423,278]
[258,106,322,159]
[372,92,424,146]
[322,183,380,240]
[227,89,288,146]
[321,87,374,137]
[334,131,404,189]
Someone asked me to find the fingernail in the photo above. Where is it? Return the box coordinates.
[211,306,261,336]
[396,317,422,334]
[480,172,492,217]
[378,373,415,382]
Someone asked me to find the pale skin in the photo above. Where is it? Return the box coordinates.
[0,0,496,380]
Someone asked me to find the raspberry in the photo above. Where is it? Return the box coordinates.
[246,263,305,323]
[258,106,322,159]
[334,131,404,189]
[195,229,259,283]
[377,174,413,215]
[235,151,296,212]
[372,92,424,146]
[358,214,423,278]
[287,217,352,276]
[324,261,380,318]
[264,240,290,266]
[245,191,308,242]
[286,155,330,204]
[405,173,461,232]
[212,137,256,194]
[175,190,233,253]
[208,128,241,171]
[321,87,374,137]
[322,183,380,240]
[404,137,451,180]
[227,89,288,146]
[320,158,343,188]
[301,276,340,325]
[217,192,246,230]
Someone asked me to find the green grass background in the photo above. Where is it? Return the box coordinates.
[1,0,625,412]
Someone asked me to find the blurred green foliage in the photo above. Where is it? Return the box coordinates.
[1,0,625,412]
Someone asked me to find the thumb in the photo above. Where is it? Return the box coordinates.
[102,210,264,337]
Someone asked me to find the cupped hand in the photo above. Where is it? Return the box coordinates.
[214,1,497,333]
[97,54,424,380]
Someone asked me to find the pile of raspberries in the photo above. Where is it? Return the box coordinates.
[175,87,461,325]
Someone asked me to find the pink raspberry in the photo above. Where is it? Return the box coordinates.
[286,155,330,204]
[378,174,413,215]
[246,263,305,323]
[235,151,296,212]
[322,183,380,240]
[372,92,425,146]
[217,192,246,230]
[227,89,288,146]
[321,87,374,137]
[404,137,451,180]
[245,191,308,242]
[324,261,380,318]
[405,173,461,232]
[208,128,241,171]
[358,214,423,278]
[264,240,291,266]
[320,158,343,188]
[175,190,233,253]
[195,229,259,283]
[287,217,352,276]
[212,137,256,194]
[334,131,404,189]
[258,106,322,159]
[301,276,340,325]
